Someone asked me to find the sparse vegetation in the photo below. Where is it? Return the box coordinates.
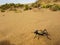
[31,1,41,8]
[41,4,47,8]
[0,0,60,12]
[24,5,29,11]
[1,9,5,12]
[0,3,24,12]
[49,4,60,11]
[39,3,60,11]
[46,4,53,8]
[24,5,32,11]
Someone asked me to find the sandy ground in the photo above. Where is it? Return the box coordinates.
[0,9,60,45]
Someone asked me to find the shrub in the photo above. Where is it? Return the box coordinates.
[0,3,10,10]
[50,4,60,11]
[29,7,32,10]
[15,4,24,8]
[1,9,5,12]
[9,3,15,7]
[41,4,47,8]
[24,5,29,11]
[46,4,53,8]
[31,3,41,8]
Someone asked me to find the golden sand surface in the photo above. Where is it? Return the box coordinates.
[0,9,60,45]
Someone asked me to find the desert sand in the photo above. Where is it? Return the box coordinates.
[0,9,60,45]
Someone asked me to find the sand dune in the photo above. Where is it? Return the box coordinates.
[0,9,60,45]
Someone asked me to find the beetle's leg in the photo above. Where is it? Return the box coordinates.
[38,35,40,40]
[34,34,37,39]
[46,35,51,40]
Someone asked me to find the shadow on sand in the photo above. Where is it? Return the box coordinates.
[0,39,15,45]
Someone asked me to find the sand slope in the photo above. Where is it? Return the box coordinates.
[0,9,60,45]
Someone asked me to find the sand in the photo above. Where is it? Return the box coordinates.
[0,9,60,45]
